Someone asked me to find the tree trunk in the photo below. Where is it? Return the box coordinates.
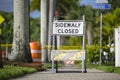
[41,0,49,62]
[87,28,93,46]
[8,0,32,62]
[0,45,3,68]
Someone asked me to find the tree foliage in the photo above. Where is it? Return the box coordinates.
[0,11,40,44]
[108,0,120,12]
[0,12,13,44]
[2,0,120,46]
[56,0,80,14]
[96,8,120,45]
[30,18,40,42]
[30,0,40,11]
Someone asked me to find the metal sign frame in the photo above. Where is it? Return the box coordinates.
[51,15,87,73]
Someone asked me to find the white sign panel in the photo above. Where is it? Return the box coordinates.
[53,20,84,36]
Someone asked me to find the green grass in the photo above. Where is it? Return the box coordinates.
[96,66,120,74]
[96,66,115,73]
[114,67,120,74]
[0,62,63,80]
[75,61,120,74]
[0,65,37,80]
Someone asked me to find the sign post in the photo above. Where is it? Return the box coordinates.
[92,0,111,66]
[82,15,87,73]
[100,13,102,66]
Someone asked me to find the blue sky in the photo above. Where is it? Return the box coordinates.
[0,0,40,18]
[0,0,95,18]
[0,0,13,12]
[81,0,96,5]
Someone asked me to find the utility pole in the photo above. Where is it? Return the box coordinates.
[41,0,49,62]
[48,0,56,61]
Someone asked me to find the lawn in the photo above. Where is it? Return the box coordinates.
[75,61,120,74]
[96,66,120,74]
[0,65,37,80]
[0,62,63,80]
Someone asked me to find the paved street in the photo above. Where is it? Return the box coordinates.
[11,65,120,80]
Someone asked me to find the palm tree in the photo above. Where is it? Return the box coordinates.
[65,5,98,46]
[56,0,80,19]
[108,0,120,12]
[8,0,32,62]
[101,8,120,45]
[31,0,40,11]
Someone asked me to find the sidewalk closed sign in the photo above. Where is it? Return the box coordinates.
[53,20,84,36]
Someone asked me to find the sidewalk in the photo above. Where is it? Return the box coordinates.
[11,65,120,80]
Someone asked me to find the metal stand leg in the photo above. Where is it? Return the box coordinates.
[52,60,54,73]
[82,60,84,73]
[55,61,58,73]
[82,60,87,73]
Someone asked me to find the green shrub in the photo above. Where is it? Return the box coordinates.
[87,46,99,64]
[87,45,115,64]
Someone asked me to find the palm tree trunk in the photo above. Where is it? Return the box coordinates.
[87,28,93,46]
[41,0,49,62]
[8,0,32,62]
